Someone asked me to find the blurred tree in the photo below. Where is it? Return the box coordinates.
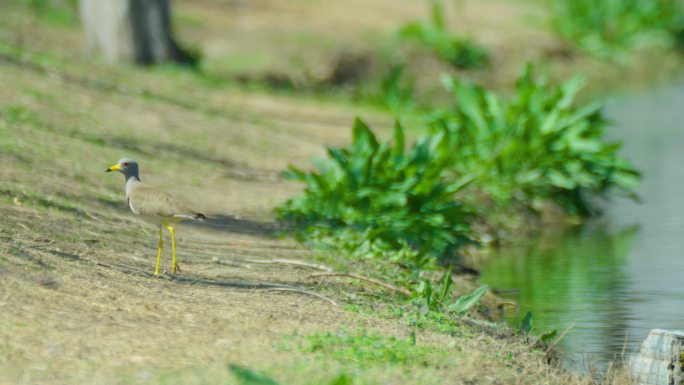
[79,0,194,65]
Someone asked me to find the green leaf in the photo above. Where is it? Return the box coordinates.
[540,109,560,134]
[519,311,533,335]
[229,364,281,385]
[436,267,454,304]
[375,191,407,207]
[456,84,488,132]
[448,285,488,314]
[392,120,406,159]
[612,170,641,190]
[540,329,558,343]
[557,76,585,110]
[547,170,577,189]
[352,117,379,151]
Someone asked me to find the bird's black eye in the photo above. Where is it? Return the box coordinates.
[123,163,129,166]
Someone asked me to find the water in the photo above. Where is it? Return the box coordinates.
[476,83,684,369]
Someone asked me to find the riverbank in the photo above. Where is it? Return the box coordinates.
[0,53,631,384]
[0,0,671,383]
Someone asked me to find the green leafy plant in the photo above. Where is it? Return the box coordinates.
[277,118,474,263]
[431,64,640,215]
[377,63,416,111]
[358,62,416,112]
[550,0,684,57]
[414,268,488,313]
[399,0,489,69]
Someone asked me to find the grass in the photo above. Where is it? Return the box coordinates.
[295,329,447,368]
[19,0,79,26]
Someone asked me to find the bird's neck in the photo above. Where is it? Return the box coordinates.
[125,175,141,198]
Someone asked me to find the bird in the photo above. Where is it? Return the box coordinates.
[106,158,206,275]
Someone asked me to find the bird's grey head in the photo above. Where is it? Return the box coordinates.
[106,158,140,180]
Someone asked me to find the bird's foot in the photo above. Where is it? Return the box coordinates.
[172,263,181,275]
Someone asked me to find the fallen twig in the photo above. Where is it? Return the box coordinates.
[211,257,252,269]
[544,324,574,354]
[266,287,338,307]
[83,210,105,224]
[163,274,295,290]
[247,258,333,272]
[307,272,411,297]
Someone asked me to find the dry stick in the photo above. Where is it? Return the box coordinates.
[16,223,31,233]
[163,274,295,290]
[458,317,510,339]
[307,272,411,297]
[544,324,574,355]
[79,209,106,224]
[247,258,333,272]
[497,301,517,309]
[266,288,338,307]
[619,333,629,367]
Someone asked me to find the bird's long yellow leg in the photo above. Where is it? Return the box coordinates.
[166,224,179,274]
[154,224,163,276]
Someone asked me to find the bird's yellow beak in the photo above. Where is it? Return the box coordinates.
[106,163,122,172]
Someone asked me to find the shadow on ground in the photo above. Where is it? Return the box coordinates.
[189,214,281,237]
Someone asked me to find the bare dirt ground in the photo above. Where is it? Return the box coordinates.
[0,1,633,384]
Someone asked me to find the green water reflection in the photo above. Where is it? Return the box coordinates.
[476,82,684,368]
[479,225,638,366]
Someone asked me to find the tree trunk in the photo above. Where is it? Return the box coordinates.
[79,0,193,65]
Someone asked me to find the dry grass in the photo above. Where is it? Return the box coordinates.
[0,1,638,384]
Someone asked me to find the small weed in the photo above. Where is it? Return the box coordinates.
[229,365,354,385]
[21,0,79,26]
[296,329,445,368]
[399,0,489,69]
[363,63,416,112]
[412,269,488,318]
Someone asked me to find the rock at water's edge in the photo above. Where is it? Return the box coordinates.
[630,329,684,385]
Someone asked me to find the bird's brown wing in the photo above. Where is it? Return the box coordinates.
[128,186,197,219]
